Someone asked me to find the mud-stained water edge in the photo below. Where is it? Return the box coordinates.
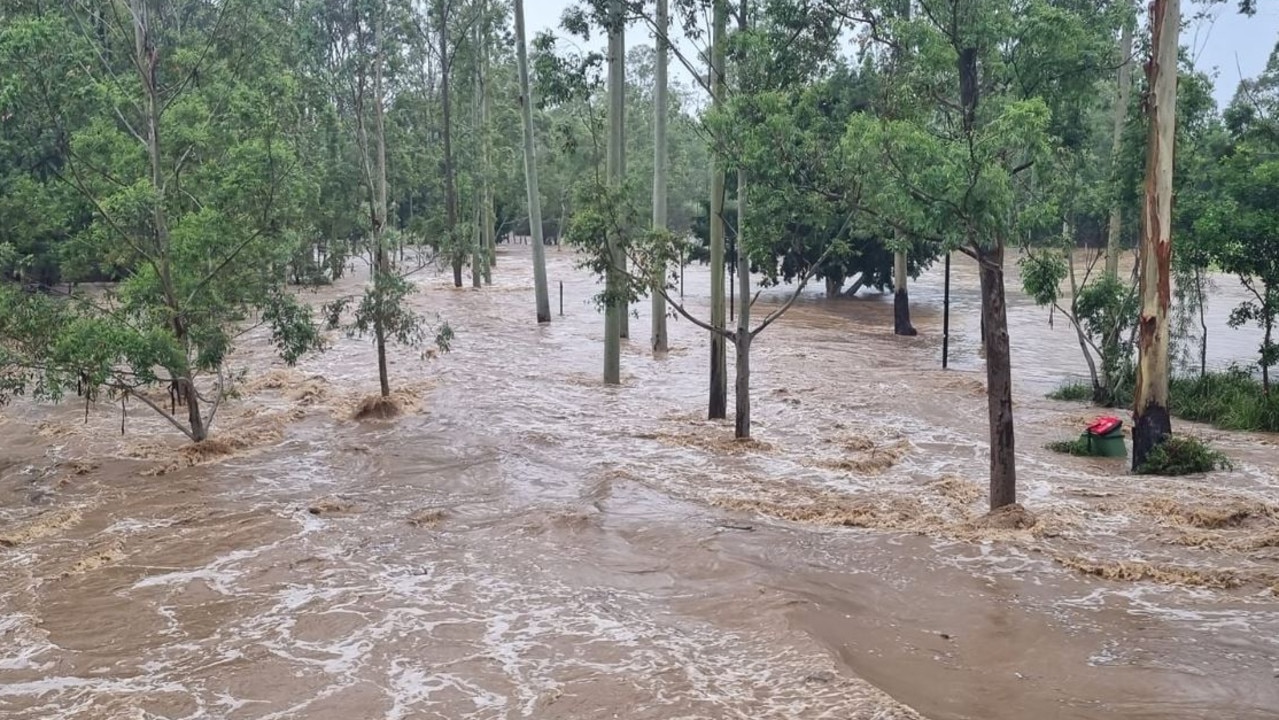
[2,248,1278,719]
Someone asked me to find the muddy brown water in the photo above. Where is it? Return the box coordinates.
[2,248,1278,719]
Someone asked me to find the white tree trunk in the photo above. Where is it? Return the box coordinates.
[1133,0,1179,468]
[514,0,551,323]
[1106,18,1135,280]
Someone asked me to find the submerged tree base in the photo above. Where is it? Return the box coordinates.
[353,395,402,421]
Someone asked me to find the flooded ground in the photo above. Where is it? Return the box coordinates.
[2,247,1278,719]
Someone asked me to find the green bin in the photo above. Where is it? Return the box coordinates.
[1081,429,1126,458]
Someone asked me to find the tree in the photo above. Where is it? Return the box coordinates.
[1132,0,1179,468]
[843,0,1115,509]
[603,0,626,384]
[1190,46,1279,394]
[1104,13,1135,279]
[707,0,728,418]
[0,1,325,442]
[650,0,670,354]
[514,0,552,322]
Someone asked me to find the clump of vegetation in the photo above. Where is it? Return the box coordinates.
[1134,436,1232,476]
[1046,437,1092,456]
[1049,367,1279,433]
[1048,383,1094,402]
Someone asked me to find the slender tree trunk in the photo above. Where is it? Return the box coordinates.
[440,2,462,287]
[734,172,750,438]
[470,21,483,289]
[1133,0,1179,469]
[893,247,917,335]
[1105,19,1135,280]
[650,0,670,354]
[603,0,625,383]
[374,5,392,397]
[1196,267,1208,377]
[708,0,728,419]
[481,9,495,281]
[514,0,551,322]
[979,243,1017,509]
[616,17,629,341]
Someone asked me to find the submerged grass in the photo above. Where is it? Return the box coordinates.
[1049,368,1279,433]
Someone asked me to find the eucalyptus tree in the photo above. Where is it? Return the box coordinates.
[514,0,553,321]
[0,0,324,441]
[1131,0,1179,467]
[650,0,671,353]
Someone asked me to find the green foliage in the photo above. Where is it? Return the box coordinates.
[324,272,454,356]
[1134,436,1232,476]
[1046,437,1091,456]
[1048,382,1094,402]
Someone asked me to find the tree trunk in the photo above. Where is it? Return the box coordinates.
[615,18,629,342]
[440,3,462,287]
[979,243,1017,509]
[1105,19,1135,280]
[470,20,483,289]
[1133,0,1179,469]
[825,276,841,298]
[708,0,728,419]
[514,0,551,322]
[650,0,670,354]
[735,169,750,438]
[374,5,392,396]
[481,9,495,282]
[603,0,624,383]
[182,379,207,442]
[893,248,917,335]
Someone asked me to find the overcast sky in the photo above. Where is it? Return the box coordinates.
[523,0,1279,109]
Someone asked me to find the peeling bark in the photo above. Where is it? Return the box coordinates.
[1133,0,1179,469]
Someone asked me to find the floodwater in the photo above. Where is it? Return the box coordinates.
[2,247,1277,719]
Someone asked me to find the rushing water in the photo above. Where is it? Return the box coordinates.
[2,247,1277,719]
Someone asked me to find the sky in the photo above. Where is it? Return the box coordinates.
[522,0,1279,109]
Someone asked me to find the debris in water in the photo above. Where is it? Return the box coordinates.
[0,508,82,547]
[308,496,356,515]
[1053,554,1270,589]
[407,508,447,526]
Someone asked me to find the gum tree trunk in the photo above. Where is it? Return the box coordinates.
[374,5,392,397]
[979,243,1016,509]
[604,0,624,382]
[893,248,916,335]
[1133,0,1179,469]
[514,0,551,322]
[708,0,727,418]
[481,8,495,281]
[1105,19,1135,280]
[440,1,462,287]
[650,0,669,354]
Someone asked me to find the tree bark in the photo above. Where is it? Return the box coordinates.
[514,0,551,322]
[440,0,462,287]
[604,0,624,382]
[481,8,495,281]
[734,169,750,438]
[650,0,670,354]
[708,0,728,419]
[1105,19,1135,280]
[374,6,393,396]
[1133,0,1179,469]
[893,248,916,335]
[979,244,1017,509]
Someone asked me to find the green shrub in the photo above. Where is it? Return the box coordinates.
[1135,436,1232,476]
[1047,437,1091,456]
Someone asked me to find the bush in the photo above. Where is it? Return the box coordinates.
[1135,436,1232,476]
[1046,437,1091,456]
[1048,382,1094,402]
